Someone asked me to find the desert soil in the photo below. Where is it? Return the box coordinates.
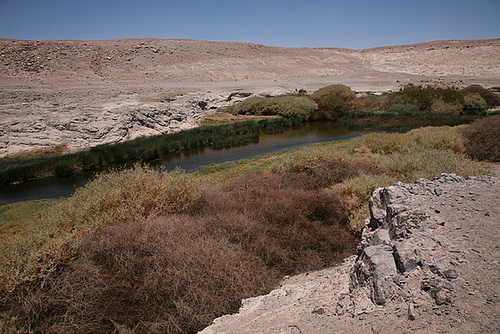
[1,38,499,157]
[200,168,500,334]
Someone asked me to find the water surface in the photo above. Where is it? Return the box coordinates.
[0,121,367,205]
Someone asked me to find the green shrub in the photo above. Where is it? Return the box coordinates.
[388,88,464,114]
[387,103,420,115]
[463,93,488,115]
[459,85,500,109]
[232,96,318,120]
[310,84,356,116]
[430,99,463,114]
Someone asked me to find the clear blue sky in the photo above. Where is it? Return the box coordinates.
[0,0,499,49]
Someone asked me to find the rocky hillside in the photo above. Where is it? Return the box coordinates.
[200,173,500,333]
[1,38,499,157]
[2,38,499,83]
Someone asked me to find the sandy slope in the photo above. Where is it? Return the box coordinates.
[1,38,499,156]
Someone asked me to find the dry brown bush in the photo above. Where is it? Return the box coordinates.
[188,167,362,273]
[461,115,500,161]
[6,163,361,333]
[7,216,274,333]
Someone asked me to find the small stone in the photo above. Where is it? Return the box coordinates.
[443,269,459,280]
[443,281,454,291]
[435,290,447,305]
[312,306,325,315]
[408,303,416,320]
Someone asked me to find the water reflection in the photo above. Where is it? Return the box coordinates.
[0,121,367,205]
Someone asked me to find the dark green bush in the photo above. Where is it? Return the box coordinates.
[387,103,420,115]
[459,85,500,109]
[310,84,356,117]
[463,93,487,115]
[388,88,464,114]
[54,161,77,177]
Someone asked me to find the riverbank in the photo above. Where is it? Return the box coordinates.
[4,81,498,188]
[0,117,297,187]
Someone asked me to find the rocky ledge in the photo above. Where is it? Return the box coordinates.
[0,87,290,158]
[200,173,500,333]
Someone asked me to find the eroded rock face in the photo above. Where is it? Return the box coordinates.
[0,90,248,157]
[351,174,478,307]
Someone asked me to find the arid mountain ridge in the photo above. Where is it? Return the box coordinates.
[1,38,499,157]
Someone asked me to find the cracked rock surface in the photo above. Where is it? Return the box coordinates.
[200,173,500,333]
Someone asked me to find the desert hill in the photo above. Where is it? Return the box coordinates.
[1,38,499,156]
[2,38,499,85]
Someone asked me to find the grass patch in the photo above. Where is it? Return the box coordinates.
[337,113,483,131]
[0,199,58,237]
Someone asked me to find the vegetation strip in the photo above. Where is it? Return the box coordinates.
[0,118,300,186]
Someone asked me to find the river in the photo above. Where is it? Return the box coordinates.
[0,121,368,206]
